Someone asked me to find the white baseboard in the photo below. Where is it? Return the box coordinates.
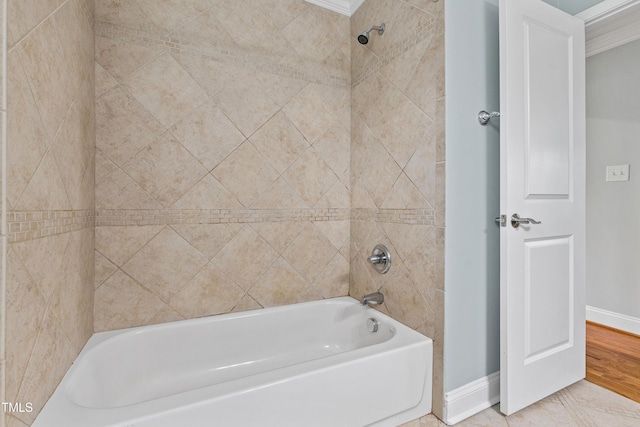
[443,372,500,425]
[586,306,640,336]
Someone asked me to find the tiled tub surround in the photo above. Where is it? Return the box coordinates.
[349,0,445,419]
[4,0,96,425]
[94,0,352,331]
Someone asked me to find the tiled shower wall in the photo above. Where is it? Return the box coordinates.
[93,0,351,331]
[4,0,96,425]
[349,0,445,417]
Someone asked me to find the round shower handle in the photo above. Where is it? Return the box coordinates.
[367,244,391,274]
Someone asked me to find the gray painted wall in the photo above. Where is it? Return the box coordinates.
[586,39,640,320]
[444,0,500,392]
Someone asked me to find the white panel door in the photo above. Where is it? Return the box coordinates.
[499,0,586,416]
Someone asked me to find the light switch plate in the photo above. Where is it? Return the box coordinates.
[606,164,630,182]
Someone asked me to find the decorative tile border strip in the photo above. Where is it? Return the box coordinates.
[352,18,439,88]
[95,208,350,226]
[95,21,349,89]
[351,208,434,225]
[96,208,433,226]
[6,208,434,241]
[8,211,95,243]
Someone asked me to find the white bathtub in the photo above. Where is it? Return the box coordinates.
[34,297,432,427]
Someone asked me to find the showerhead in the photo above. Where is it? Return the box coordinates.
[357,23,385,45]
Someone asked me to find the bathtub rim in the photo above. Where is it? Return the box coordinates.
[34,296,433,427]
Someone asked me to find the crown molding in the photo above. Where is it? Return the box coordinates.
[578,0,640,56]
[304,0,366,17]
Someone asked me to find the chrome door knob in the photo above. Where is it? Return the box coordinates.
[511,213,542,229]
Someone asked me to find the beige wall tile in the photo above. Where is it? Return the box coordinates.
[259,0,309,29]
[170,8,237,53]
[122,227,208,302]
[170,99,246,171]
[17,18,74,137]
[249,258,309,307]
[211,69,282,138]
[135,0,211,34]
[96,85,166,168]
[121,53,208,128]
[283,148,340,207]
[171,224,243,260]
[95,225,163,267]
[249,112,309,175]
[231,294,262,313]
[170,174,243,210]
[146,306,185,326]
[53,229,94,349]
[211,141,280,207]
[380,173,431,209]
[121,133,208,207]
[94,0,159,32]
[213,225,279,291]
[314,178,350,209]
[282,223,339,284]
[6,50,49,208]
[251,177,308,209]
[12,233,71,301]
[95,167,163,210]
[52,0,94,87]
[95,250,117,288]
[251,222,308,255]
[7,0,64,48]
[173,54,239,98]
[95,61,118,98]
[5,250,47,403]
[282,6,348,62]
[51,91,94,210]
[14,307,76,425]
[169,263,245,317]
[95,36,163,82]
[312,121,350,178]
[311,252,350,298]
[6,1,95,422]
[94,270,168,331]
[213,0,292,60]
[15,150,72,211]
[283,83,349,143]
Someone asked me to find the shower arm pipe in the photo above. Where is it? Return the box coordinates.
[365,24,385,35]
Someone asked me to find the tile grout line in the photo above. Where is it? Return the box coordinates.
[557,388,599,427]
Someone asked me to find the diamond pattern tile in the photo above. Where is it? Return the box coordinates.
[211,141,280,207]
[250,112,309,175]
[283,148,340,207]
[122,227,208,302]
[122,132,208,208]
[169,263,245,317]
[121,53,208,128]
[212,225,279,291]
[170,99,246,171]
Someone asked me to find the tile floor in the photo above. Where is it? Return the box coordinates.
[402,380,640,426]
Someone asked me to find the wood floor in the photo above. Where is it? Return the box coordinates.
[586,321,640,403]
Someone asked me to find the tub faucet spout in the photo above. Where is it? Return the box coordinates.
[361,291,384,306]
